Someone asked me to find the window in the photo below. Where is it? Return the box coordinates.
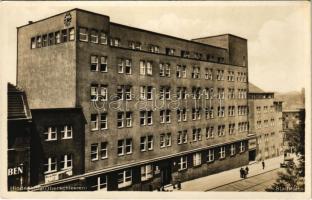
[91,114,98,131]
[160,86,170,100]
[217,88,225,99]
[100,113,107,130]
[240,142,245,152]
[140,86,153,100]
[31,37,36,49]
[42,34,47,47]
[192,108,201,120]
[90,56,99,71]
[117,85,132,100]
[192,87,201,99]
[61,125,72,139]
[193,153,202,166]
[69,28,75,41]
[79,27,88,42]
[227,71,235,81]
[118,170,132,188]
[178,156,187,171]
[62,29,68,42]
[100,56,108,72]
[140,110,153,126]
[181,50,190,58]
[90,84,98,101]
[147,135,153,150]
[100,142,108,159]
[206,126,214,139]
[44,127,57,141]
[125,112,133,127]
[192,66,200,79]
[217,125,225,136]
[36,36,42,48]
[139,60,152,75]
[141,165,153,181]
[100,32,107,44]
[110,38,120,47]
[177,108,187,122]
[228,106,235,117]
[99,85,108,101]
[128,41,141,50]
[117,58,132,74]
[117,112,124,128]
[208,107,214,119]
[149,44,159,53]
[160,133,171,148]
[165,63,170,77]
[60,154,72,170]
[91,175,107,191]
[176,65,187,78]
[91,143,99,161]
[90,30,98,43]
[177,87,187,100]
[192,128,202,141]
[48,33,54,46]
[219,146,226,159]
[205,68,213,80]
[160,109,171,123]
[207,149,214,162]
[229,123,235,135]
[228,88,235,99]
[140,136,153,151]
[165,48,175,56]
[44,157,57,173]
[55,31,61,44]
[118,139,132,156]
[159,63,170,77]
[230,144,236,156]
[216,70,224,81]
[177,130,188,144]
[217,106,225,117]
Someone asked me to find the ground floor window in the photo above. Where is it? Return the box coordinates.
[178,156,187,171]
[193,152,202,166]
[118,169,132,188]
[91,175,108,191]
[207,149,214,162]
[219,146,226,159]
[141,164,153,181]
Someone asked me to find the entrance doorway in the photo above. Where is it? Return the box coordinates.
[160,164,172,186]
[249,150,256,162]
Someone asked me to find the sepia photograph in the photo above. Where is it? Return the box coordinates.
[0,1,310,199]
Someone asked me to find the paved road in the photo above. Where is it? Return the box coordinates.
[208,169,280,192]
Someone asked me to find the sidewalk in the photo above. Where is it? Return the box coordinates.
[164,156,283,191]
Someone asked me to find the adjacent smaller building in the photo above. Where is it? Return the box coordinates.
[8,83,32,191]
[248,83,283,161]
[283,109,305,130]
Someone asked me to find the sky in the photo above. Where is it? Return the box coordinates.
[0,1,310,93]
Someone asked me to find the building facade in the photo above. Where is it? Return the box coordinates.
[17,8,254,191]
[248,83,283,161]
[7,83,32,191]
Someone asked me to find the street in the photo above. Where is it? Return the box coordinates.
[208,169,280,191]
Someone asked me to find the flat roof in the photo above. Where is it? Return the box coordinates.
[17,8,232,51]
[192,33,247,41]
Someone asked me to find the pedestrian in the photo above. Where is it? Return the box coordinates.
[262,160,265,169]
[245,166,249,175]
[243,169,247,179]
[240,167,244,178]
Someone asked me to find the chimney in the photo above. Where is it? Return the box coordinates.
[28,21,33,24]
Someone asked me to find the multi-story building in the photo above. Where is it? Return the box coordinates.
[16,8,253,191]
[248,83,283,161]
